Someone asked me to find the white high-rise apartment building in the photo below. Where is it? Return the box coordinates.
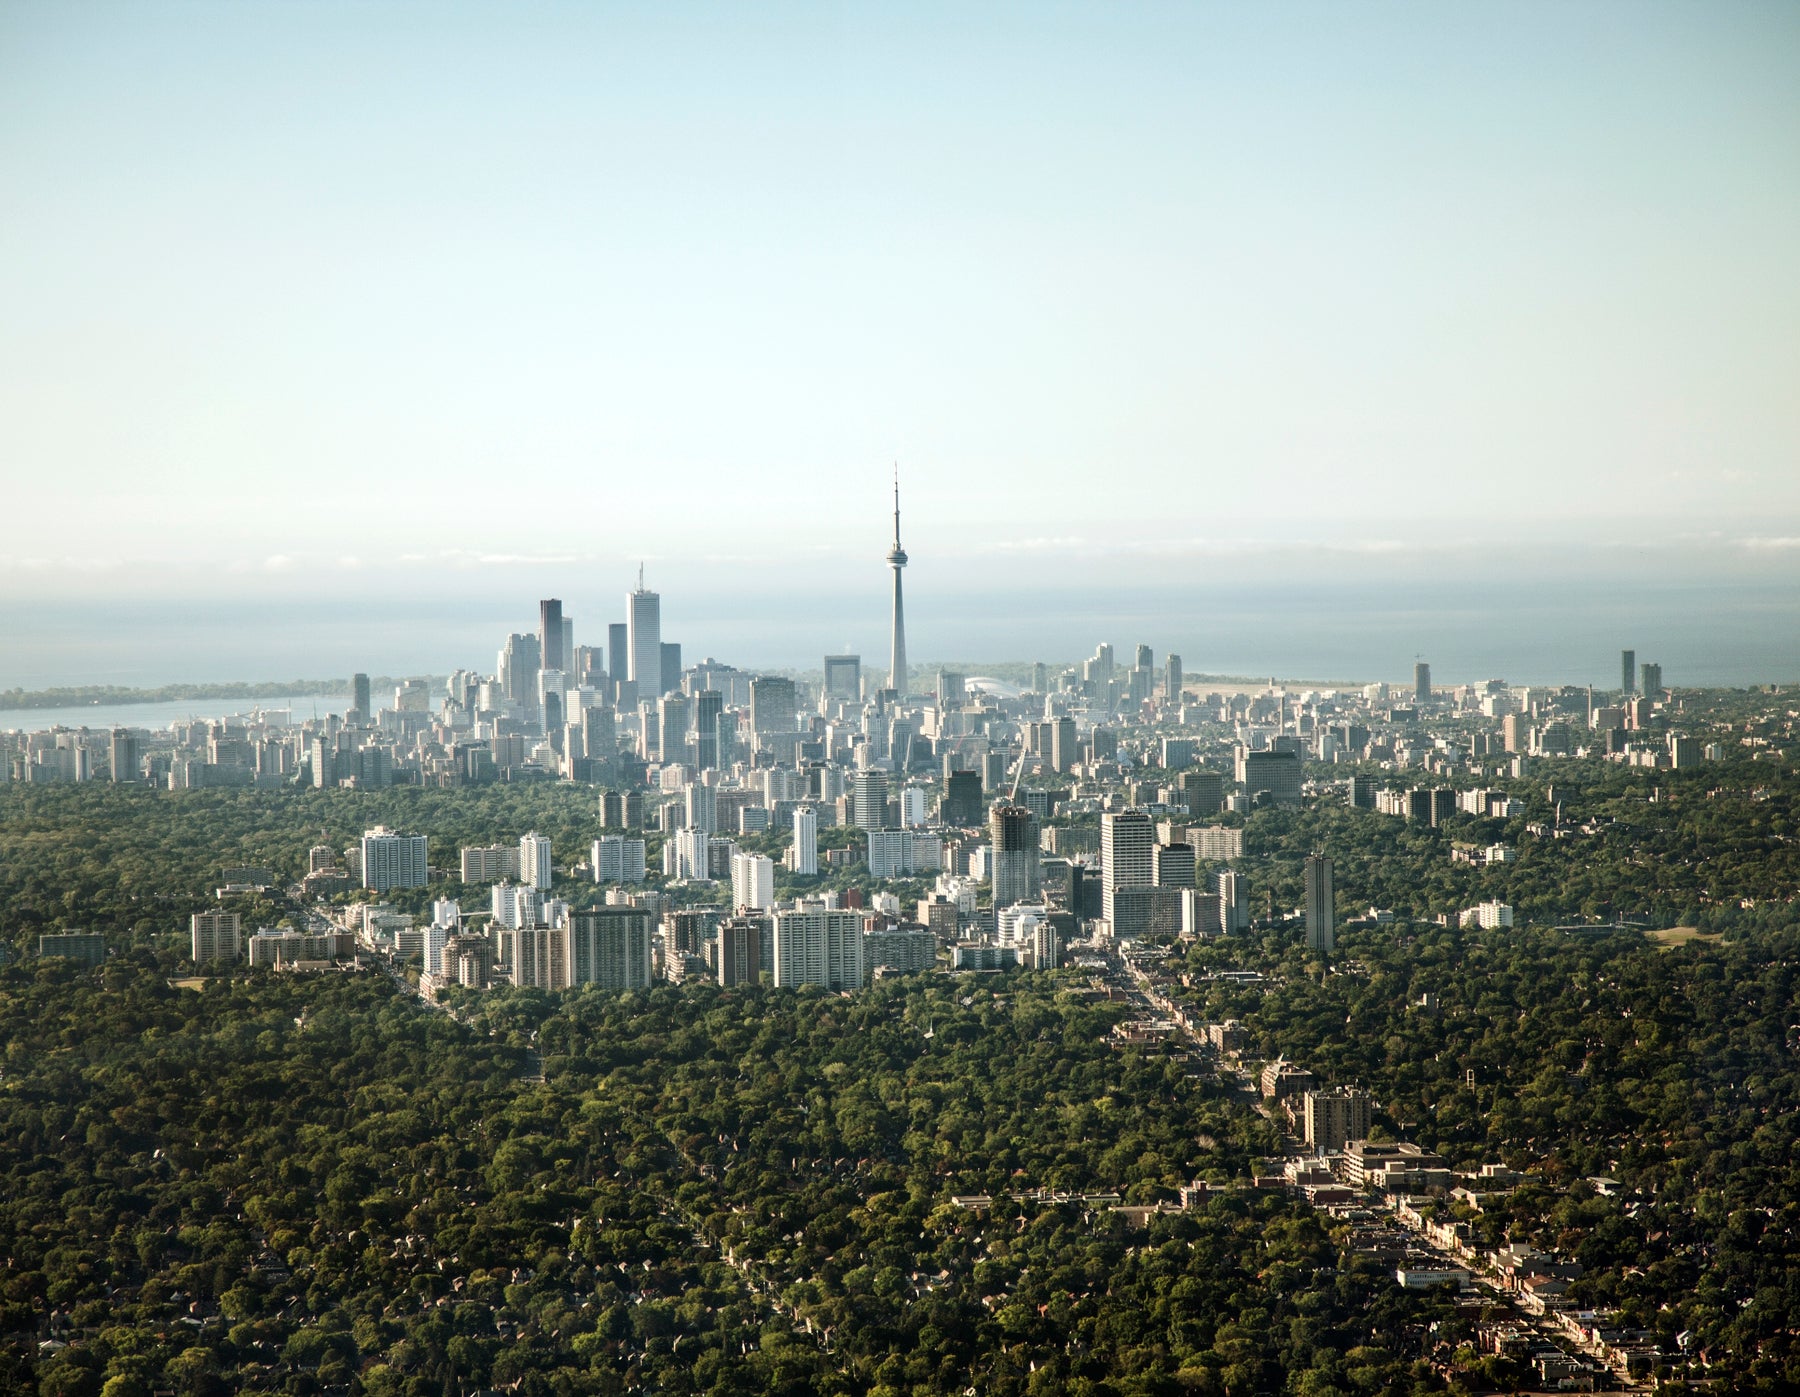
[996,904,1059,970]
[519,832,554,890]
[667,827,710,881]
[460,843,521,882]
[426,899,461,975]
[790,806,818,875]
[490,881,541,929]
[867,829,943,878]
[731,852,775,911]
[361,826,428,892]
[1217,868,1249,934]
[684,783,717,836]
[1188,826,1244,861]
[627,576,662,696]
[773,909,865,990]
[509,924,569,991]
[591,836,647,884]
[190,910,242,964]
[1100,810,1155,931]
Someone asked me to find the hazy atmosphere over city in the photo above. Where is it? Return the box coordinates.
[5,7,1800,1397]
[3,1,1800,686]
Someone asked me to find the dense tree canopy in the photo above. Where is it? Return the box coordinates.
[0,958,1460,1396]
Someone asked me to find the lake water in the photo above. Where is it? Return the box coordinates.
[1,695,354,735]
[1,576,1797,702]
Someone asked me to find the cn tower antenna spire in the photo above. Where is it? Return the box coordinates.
[886,463,909,698]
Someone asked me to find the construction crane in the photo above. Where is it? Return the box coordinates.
[1008,739,1029,804]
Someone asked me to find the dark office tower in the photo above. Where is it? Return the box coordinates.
[823,654,862,702]
[1180,767,1224,817]
[1031,662,1049,694]
[583,706,615,764]
[601,789,644,829]
[1164,654,1183,704]
[653,694,686,765]
[1641,662,1663,697]
[1152,842,1196,889]
[108,729,139,783]
[660,642,682,697]
[989,803,1042,908]
[750,676,797,743]
[693,689,723,770]
[1414,662,1431,703]
[942,770,983,826]
[539,599,564,674]
[607,623,629,683]
[350,673,371,722]
[1621,650,1637,695]
[1304,855,1335,955]
[716,916,763,987]
[715,709,737,770]
[626,570,663,696]
[1134,643,1153,671]
[1349,774,1376,809]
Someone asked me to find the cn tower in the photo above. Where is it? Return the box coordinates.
[887,467,908,697]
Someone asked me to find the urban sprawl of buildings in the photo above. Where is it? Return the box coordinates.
[14,496,1711,1006]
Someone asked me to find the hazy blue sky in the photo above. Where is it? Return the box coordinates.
[2,1,1798,679]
